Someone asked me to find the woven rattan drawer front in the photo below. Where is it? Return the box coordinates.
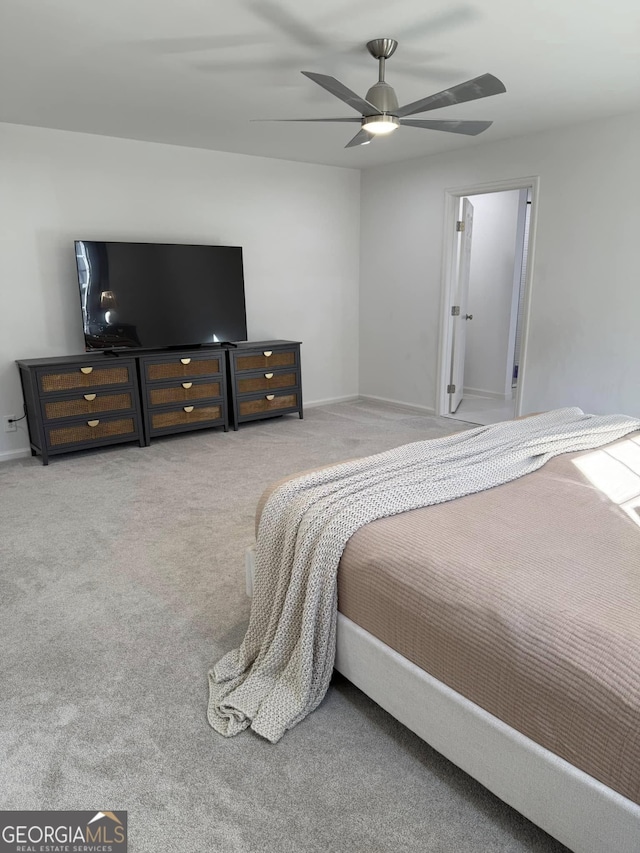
[43,392,133,421]
[151,405,222,431]
[47,417,136,447]
[148,381,221,407]
[40,365,132,393]
[146,358,221,382]
[235,350,296,372]
[238,393,299,417]
[236,371,298,395]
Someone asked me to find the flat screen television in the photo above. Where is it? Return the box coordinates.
[74,240,247,351]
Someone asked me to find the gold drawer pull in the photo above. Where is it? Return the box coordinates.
[180,358,191,365]
[80,366,93,375]
[183,406,194,413]
[265,394,275,401]
[263,351,273,357]
[83,393,97,401]
[264,373,274,380]
[87,419,100,427]
[182,382,193,389]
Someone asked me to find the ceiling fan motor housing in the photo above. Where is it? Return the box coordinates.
[365,81,399,114]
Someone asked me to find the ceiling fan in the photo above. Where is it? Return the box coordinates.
[261,38,506,148]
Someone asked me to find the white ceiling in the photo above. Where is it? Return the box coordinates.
[2,0,639,169]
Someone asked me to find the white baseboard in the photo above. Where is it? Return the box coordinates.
[0,448,32,463]
[359,395,436,415]
[304,395,360,408]
[463,387,513,401]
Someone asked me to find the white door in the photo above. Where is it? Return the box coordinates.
[449,197,474,413]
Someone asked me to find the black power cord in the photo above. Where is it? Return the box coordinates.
[8,405,27,425]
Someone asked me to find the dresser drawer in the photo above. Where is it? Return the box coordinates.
[39,363,134,394]
[234,349,298,372]
[238,392,301,418]
[150,404,224,432]
[46,416,137,448]
[148,380,222,408]
[144,356,222,382]
[236,370,299,395]
[42,390,135,421]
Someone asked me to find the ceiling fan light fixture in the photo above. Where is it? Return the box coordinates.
[362,115,400,135]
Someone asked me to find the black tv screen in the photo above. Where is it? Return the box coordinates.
[75,241,247,350]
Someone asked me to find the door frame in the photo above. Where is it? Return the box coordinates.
[449,196,474,414]
[435,176,540,418]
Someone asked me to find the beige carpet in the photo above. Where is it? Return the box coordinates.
[0,399,568,852]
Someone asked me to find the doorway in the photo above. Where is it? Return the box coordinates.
[436,177,539,425]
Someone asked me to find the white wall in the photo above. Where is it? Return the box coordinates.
[0,123,360,459]
[463,190,521,398]
[360,110,640,418]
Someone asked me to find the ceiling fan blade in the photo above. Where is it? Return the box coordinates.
[392,6,479,41]
[396,74,506,118]
[246,0,327,48]
[345,129,374,148]
[301,71,381,115]
[134,34,266,54]
[315,2,476,41]
[252,118,362,123]
[193,58,291,73]
[400,119,493,136]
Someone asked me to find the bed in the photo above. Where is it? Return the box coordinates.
[242,423,640,853]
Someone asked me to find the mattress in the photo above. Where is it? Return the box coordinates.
[257,431,640,806]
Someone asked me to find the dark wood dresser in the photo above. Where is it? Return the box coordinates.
[16,354,144,465]
[138,349,228,443]
[16,341,302,463]
[227,340,303,430]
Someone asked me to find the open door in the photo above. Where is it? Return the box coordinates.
[449,197,474,413]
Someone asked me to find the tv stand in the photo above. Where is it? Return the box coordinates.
[15,341,302,463]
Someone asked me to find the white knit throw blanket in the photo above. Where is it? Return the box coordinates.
[207,407,640,742]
